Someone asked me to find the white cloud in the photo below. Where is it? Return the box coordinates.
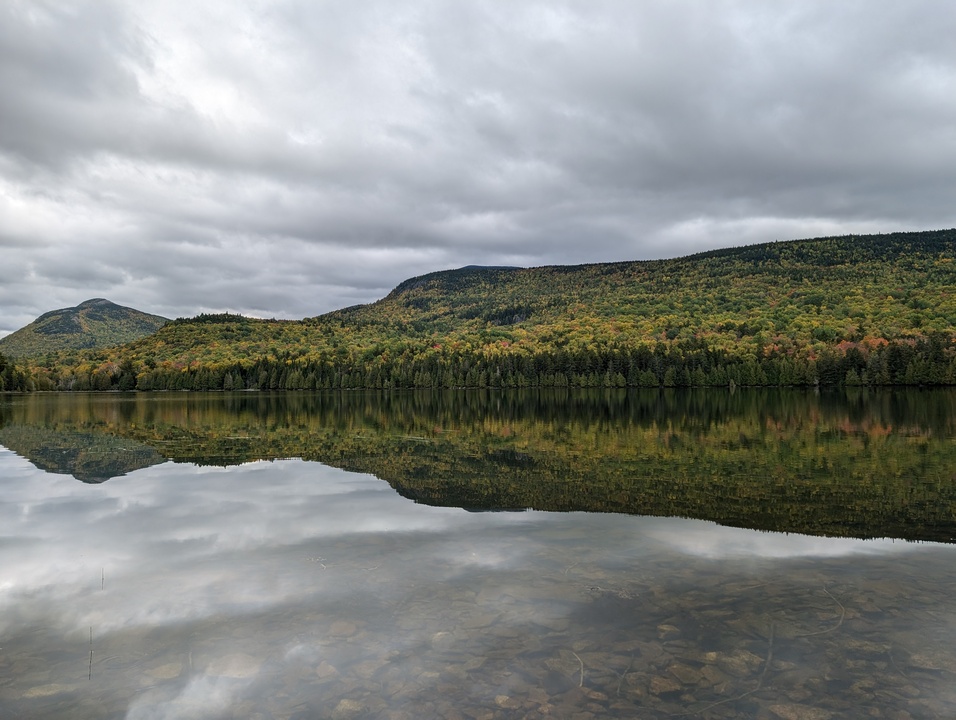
[2,0,955,333]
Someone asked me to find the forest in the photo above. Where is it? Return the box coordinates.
[7,229,956,391]
[0,353,32,392]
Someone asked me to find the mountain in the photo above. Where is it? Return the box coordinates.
[16,229,956,390]
[0,298,169,358]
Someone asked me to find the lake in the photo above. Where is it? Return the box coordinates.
[2,389,956,719]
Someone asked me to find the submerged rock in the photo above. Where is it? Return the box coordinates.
[330,698,365,720]
[716,648,765,678]
[907,650,956,672]
[648,675,682,695]
[22,684,79,699]
[656,624,681,641]
[205,653,261,679]
[769,703,834,720]
[146,662,182,680]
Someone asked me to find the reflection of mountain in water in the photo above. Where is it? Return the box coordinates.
[2,389,956,542]
[0,425,165,483]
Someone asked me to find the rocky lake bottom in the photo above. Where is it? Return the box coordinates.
[2,452,955,719]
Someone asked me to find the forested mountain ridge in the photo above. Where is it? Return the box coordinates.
[328,230,955,346]
[17,229,956,391]
[0,298,169,358]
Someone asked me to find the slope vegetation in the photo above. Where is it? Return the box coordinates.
[24,230,956,390]
[0,298,168,358]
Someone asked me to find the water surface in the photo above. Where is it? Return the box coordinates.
[2,390,955,719]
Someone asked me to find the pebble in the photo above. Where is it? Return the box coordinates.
[205,652,261,678]
[769,703,834,720]
[329,621,358,638]
[330,698,366,720]
[146,662,182,679]
[316,660,340,678]
[23,683,78,698]
[649,675,682,695]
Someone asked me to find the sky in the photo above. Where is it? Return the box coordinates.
[2,0,955,336]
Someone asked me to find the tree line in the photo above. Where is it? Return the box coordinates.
[0,352,33,392]
[36,334,956,392]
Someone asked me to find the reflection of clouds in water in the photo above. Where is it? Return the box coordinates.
[640,517,926,559]
[125,675,247,720]
[429,514,541,571]
[0,454,548,636]
[283,642,322,663]
[6,448,956,719]
[0,446,38,477]
[444,546,519,568]
[2,448,937,645]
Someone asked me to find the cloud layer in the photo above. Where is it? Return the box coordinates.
[2,0,955,333]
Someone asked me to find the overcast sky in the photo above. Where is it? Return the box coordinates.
[2,1,955,335]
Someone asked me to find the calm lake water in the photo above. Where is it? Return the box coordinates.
[2,389,956,719]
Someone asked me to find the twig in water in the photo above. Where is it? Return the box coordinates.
[888,650,909,678]
[737,581,775,591]
[89,627,93,681]
[798,586,846,637]
[616,654,635,696]
[571,651,585,687]
[756,622,775,687]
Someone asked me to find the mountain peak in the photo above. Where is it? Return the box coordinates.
[0,300,169,358]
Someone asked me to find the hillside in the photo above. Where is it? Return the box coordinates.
[330,229,955,347]
[22,229,956,391]
[0,298,169,358]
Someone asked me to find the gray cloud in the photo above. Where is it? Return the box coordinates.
[2,0,955,334]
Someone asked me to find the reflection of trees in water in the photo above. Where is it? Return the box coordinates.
[3,389,956,541]
[0,425,164,482]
